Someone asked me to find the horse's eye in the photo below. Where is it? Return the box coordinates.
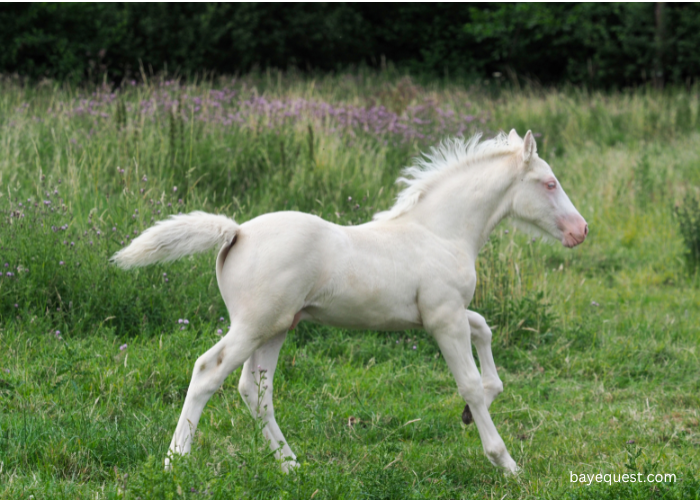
[547,181,556,190]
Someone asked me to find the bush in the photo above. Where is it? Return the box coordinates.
[0,188,224,338]
[674,190,700,271]
[471,232,555,348]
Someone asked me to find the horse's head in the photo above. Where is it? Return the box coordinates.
[508,129,588,248]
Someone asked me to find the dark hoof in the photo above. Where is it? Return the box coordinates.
[461,404,473,425]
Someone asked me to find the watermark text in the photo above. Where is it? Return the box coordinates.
[570,471,676,486]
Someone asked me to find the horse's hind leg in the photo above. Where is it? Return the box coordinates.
[238,331,298,472]
[462,310,504,424]
[166,323,259,468]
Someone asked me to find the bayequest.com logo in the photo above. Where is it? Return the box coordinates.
[570,471,676,486]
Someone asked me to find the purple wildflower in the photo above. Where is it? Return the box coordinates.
[120,344,128,351]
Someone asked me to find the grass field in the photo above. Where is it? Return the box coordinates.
[1,71,699,499]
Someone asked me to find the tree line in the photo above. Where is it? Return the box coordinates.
[1,3,698,88]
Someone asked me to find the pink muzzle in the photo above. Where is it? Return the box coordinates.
[559,214,588,248]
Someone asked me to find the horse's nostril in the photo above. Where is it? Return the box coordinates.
[584,224,588,236]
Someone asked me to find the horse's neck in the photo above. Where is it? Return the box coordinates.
[406,159,515,259]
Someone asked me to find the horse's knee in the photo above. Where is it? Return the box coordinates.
[468,312,492,344]
[483,380,504,404]
[457,375,484,404]
[485,380,504,396]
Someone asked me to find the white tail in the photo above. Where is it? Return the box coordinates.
[111,211,239,269]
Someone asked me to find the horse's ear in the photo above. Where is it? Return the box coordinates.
[523,130,537,165]
[508,129,520,144]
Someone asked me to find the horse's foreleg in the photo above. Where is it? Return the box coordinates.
[238,331,298,472]
[166,326,258,469]
[467,310,503,409]
[429,309,517,474]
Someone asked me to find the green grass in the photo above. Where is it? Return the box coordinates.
[1,72,699,499]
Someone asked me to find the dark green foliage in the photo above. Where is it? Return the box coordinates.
[3,4,700,87]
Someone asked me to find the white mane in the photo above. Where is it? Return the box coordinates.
[373,132,522,221]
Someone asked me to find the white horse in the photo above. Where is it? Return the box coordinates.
[112,129,587,474]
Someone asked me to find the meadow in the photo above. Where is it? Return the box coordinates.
[0,71,699,499]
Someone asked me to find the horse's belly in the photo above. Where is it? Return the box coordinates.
[301,291,422,331]
[301,308,421,331]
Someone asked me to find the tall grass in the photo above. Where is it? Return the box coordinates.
[1,72,699,498]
